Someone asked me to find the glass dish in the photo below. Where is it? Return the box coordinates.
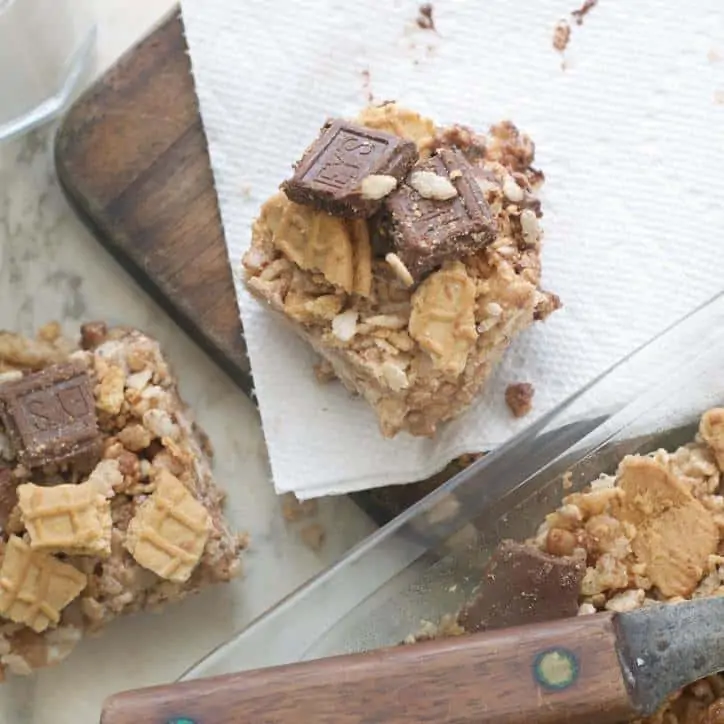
[182,290,724,680]
[0,0,96,142]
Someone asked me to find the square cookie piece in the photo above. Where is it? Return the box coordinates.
[282,120,418,218]
[378,148,497,282]
[125,469,211,583]
[0,536,87,633]
[0,361,101,469]
[17,481,112,557]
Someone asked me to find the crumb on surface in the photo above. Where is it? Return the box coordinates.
[553,20,571,52]
[360,69,374,103]
[571,0,598,25]
[299,522,326,551]
[281,493,318,522]
[416,3,436,31]
[505,382,534,418]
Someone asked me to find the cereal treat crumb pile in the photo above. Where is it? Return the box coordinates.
[0,322,245,678]
[410,408,724,723]
[243,103,559,438]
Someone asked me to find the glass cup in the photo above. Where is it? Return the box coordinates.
[0,0,96,142]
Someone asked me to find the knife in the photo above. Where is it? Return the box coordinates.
[101,596,724,724]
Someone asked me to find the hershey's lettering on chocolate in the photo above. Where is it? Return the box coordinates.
[282,119,418,218]
[375,148,497,282]
[458,540,584,633]
[0,361,101,469]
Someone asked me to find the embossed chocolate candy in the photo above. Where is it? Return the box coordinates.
[282,119,418,218]
[458,540,585,633]
[0,361,101,469]
[376,148,497,282]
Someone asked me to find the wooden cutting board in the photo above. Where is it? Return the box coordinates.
[54,9,462,524]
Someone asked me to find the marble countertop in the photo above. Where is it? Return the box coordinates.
[0,3,376,722]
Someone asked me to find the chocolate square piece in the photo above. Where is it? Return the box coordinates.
[282,119,418,218]
[377,148,497,282]
[0,361,101,469]
[458,540,584,633]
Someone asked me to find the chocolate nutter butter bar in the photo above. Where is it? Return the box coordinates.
[282,119,418,218]
[458,540,585,633]
[376,148,497,283]
[0,361,101,469]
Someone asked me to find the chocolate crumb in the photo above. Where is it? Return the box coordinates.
[299,522,326,551]
[553,20,571,52]
[534,292,562,321]
[571,0,598,25]
[80,321,108,350]
[416,3,436,31]
[505,383,534,418]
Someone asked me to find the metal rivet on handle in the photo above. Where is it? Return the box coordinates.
[532,647,579,691]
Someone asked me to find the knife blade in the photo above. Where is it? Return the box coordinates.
[101,597,724,724]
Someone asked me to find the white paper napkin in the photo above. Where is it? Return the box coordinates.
[180,0,724,499]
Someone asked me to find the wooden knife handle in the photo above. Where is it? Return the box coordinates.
[101,612,638,724]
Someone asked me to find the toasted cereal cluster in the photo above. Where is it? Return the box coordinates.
[243,104,558,438]
[0,323,245,678]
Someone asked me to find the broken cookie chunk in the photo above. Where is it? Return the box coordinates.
[17,480,112,558]
[613,456,718,598]
[408,261,477,376]
[272,195,372,296]
[376,148,497,283]
[0,361,101,469]
[125,469,211,583]
[458,540,584,633]
[282,119,418,218]
[0,536,87,633]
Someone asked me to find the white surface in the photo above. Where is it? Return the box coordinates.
[0,3,376,722]
[181,0,724,499]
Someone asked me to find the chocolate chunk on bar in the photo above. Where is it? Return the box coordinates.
[376,148,497,282]
[282,119,418,218]
[0,361,101,469]
[458,540,584,633]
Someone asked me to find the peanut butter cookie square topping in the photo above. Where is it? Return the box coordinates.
[17,480,112,557]
[125,469,211,583]
[0,536,86,633]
